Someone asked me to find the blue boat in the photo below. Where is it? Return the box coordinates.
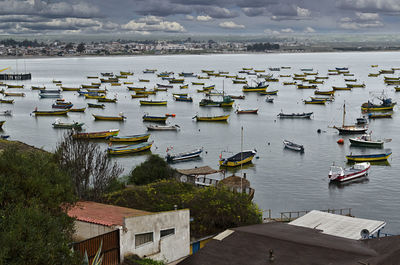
[39,93,61,99]
[173,95,193,102]
[166,148,203,163]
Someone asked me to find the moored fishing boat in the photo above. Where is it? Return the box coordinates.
[97,97,117,103]
[69,107,86,112]
[346,151,392,162]
[259,90,278,95]
[333,103,367,134]
[332,86,352,91]
[199,96,234,107]
[142,114,168,123]
[146,124,180,131]
[140,100,167,106]
[368,112,393,119]
[61,87,80,91]
[349,133,385,148]
[32,109,70,116]
[193,114,229,122]
[277,112,313,118]
[242,81,268,92]
[93,113,126,121]
[329,162,370,182]
[131,94,148,98]
[236,108,258,114]
[87,103,105,109]
[7,84,24,88]
[0,99,14,104]
[52,119,84,129]
[304,99,326,104]
[283,140,304,152]
[315,90,335,95]
[73,129,119,139]
[5,92,25,97]
[0,120,5,129]
[361,97,396,112]
[219,150,257,167]
[173,95,193,102]
[108,133,150,142]
[107,141,153,155]
[166,148,203,163]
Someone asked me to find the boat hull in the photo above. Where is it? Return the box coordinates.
[109,133,150,142]
[73,129,119,139]
[219,150,256,167]
[108,142,153,155]
[346,152,392,162]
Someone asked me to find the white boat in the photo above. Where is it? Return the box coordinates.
[265,97,274,103]
[328,162,370,182]
[283,140,304,152]
[0,110,12,116]
[146,124,180,131]
[166,148,203,163]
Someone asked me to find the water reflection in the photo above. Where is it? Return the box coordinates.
[328,177,369,189]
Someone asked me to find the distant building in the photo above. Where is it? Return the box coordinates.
[68,201,190,263]
[179,211,400,265]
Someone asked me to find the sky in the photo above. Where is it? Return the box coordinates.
[0,0,399,36]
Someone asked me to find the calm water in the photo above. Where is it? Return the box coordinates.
[1,52,400,233]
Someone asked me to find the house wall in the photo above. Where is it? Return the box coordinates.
[120,209,190,263]
[73,220,116,241]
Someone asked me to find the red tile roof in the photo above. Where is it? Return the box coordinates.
[68,201,151,227]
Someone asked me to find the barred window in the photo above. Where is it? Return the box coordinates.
[135,232,153,247]
[160,228,175,238]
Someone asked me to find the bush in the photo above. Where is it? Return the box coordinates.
[128,155,176,185]
[121,255,165,265]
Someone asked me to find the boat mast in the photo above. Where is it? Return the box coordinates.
[342,101,346,127]
[240,126,243,192]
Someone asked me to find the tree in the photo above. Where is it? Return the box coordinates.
[76,42,85,53]
[128,154,176,185]
[0,147,79,265]
[54,133,123,201]
[65,42,74,51]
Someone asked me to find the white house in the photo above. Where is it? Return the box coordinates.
[68,201,190,263]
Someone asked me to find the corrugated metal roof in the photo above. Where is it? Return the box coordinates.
[289,210,386,240]
[68,201,151,227]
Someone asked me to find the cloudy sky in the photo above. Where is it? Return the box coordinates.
[0,0,399,35]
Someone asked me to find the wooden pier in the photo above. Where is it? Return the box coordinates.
[0,73,31,80]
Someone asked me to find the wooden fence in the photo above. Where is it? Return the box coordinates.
[73,229,120,265]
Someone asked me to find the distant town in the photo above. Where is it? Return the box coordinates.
[2,36,400,57]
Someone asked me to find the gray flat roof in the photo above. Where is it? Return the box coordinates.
[289,210,386,240]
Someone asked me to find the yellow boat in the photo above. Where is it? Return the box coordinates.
[233,80,247,84]
[127,86,146,91]
[0,99,14,104]
[107,141,153,155]
[139,79,150,82]
[87,76,98,79]
[131,94,148,98]
[97,98,117,103]
[315,90,335,95]
[69,107,86,112]
[219,150,257,167]
[116,75,127,79]
[201,70,214,73]
[304,99,326,105]
[332,86,352,91]
[180,84,188,89]
[197,76,210,79]
[81,84,100,89]
[136,90,156,95]
[169,79,184,84]
[109,133,150,142]
[4,92,25,97]
[124,81,134,85]
[193,114,229,122]
[120,71,133,76]
[84,94,106,99]
[192,82,205,85]
[254,69,265,72]
[73,129,119,139]
[61,87,80,91]
[346,152,392,162]
[110,83,121,86]
[93,114,126,121]
[371,65,378,68]
[32,109,70,116]
[140,100,167,106]
[0,120,5,129]
[7,84,24,88]
[283,82,297,85]
[279,75,291,77]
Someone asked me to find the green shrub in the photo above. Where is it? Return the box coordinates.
[128,155,176,185]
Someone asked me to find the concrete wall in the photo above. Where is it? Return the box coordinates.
[120,209,190,263]
[73,220,116,241]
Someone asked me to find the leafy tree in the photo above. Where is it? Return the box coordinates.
[65,42,74,50]
[54,133,123,201]
[0,147,79,265]
[128,154,176,185]
[106,180,262,237]
[76,42,85,53]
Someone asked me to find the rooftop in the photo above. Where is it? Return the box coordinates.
[289,210,386,240]
[67,201,151,227]
[176,166,219,176]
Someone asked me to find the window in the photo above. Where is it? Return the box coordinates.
[160,228,175,238]
[135,232,153,247]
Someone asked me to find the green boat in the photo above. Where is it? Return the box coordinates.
[199,96,234,107]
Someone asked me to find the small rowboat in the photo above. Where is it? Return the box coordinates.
[5,92,25,97]
[332,86,351,91]
[229,95,245,99]
[329,162,370,182]
[87,76,98,79]
[39,93,60,98]
[140,100,167,106]
[87,103,105,109]
[108,141,153,155]
[368,113,393,119]
[146,124,180,131]
[73,129,119,139]
[52,103,73,109]
[97,98,117,103]
[349,133,385,148]
[32,109,69,116]
[166,148,203,163]
[143,115,168,122]
[173,95,193,102]
[84,94,106,99]
[346,151,392,162]
[0,99,14,104]
[136,90,156,95]
[277,112,313,119]
[69,107,86,112]
[233,80,247,84]
[52,119,84,129]
[93,114,126,121]
[315,90,335,95]
[193,114,229,122]
[283,140,304,153]
[304,99,326,105]
[139,79,150,82]
[61,87,80,91]
[31,86,46,90]
[131,94,148,98]
[127,86,146,91]
[180,84,189,89]
[157,83,173,88]
[192,82,204,86]
[236,108,258,114]
[81,84,100,89]
[7,84,24,88]
[108,133,150,142]
[0,120,5,129]
[259,90,278,95]
[219,150,257,167]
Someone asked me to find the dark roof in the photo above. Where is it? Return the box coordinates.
[178,222,400,265]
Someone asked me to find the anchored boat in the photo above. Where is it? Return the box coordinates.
[346,151,392,162]
[93,113,126,121]
[166,148,203,163]
[108,141,153,155]
[108,133,150,142]
[328,162,370,182]
[193,114,229,122]
[219,150,257,167]
[349,133,385,148]
[73,129,119,139]
[283,140,304,152]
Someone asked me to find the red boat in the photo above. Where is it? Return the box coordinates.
[328,162,370,182]
[235,108,258,114]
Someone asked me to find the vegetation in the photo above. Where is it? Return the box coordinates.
[128,154,176,185]
[105,180,262,237]
[247,42,280,51]
[55,133,123,201]
[0,146,79,265]
[0,38,43,47]
[121,255,165,265]
[76,42,86,53]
